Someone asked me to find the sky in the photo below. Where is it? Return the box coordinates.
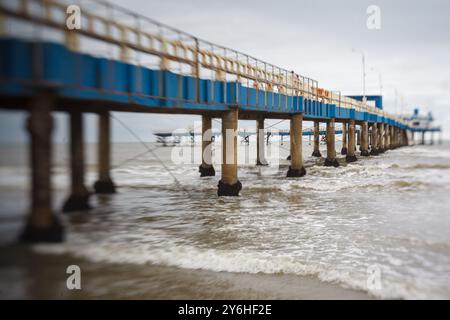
[1,0,449,143]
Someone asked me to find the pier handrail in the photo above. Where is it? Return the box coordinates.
[0,0,407,125]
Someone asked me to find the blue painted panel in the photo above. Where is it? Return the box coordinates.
[286,96,293,112]
[280,94,286,111]
[340,108,350,119]
[199,79,208,103]
[98,58,129,92]
[140,68,151,96]
[127,64,139,93]
[329,104,336,118]
[213,81,224,104]
[182,75,197,101]
[0,39,33,81]
[163,71,179,99]
[349,109,355,119]
[247,87,257,107]
[112,61,128,92]
[355,111,365,121]
[226,82,237,104]
[266,92,273,110]
[130,94,160,107]
[43,42,75,85]
[321,103,327,117]
[258,90,266,108]
[273,93,280,110]
[304,99,310,114]
[293,96,303,112]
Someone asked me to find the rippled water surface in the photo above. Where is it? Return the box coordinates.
[1,140,450,299]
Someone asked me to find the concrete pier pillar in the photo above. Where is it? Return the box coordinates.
[370,123,379,155]
[384,125,390,150]
[360,121,370,156]
[341,122,348,155]
[357,128,361,148]
[218,108,241,196]
[21,92,63,243]
[346,120,357,163]
[94,111,116,193]
[199,115,216,176]
[63,111,91,212]
[312,121,322,157]
[287,114,306,177]
[411,132,415,145]
[324,118,339,167]
[421,131,425,145]
[378,123,385,153]
[403,130,409,146]
[256,118,268,165]
[390,126,396,149]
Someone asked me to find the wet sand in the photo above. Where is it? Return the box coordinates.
[0,245,371,299]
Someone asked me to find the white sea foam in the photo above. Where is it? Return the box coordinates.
[33,238,447,299]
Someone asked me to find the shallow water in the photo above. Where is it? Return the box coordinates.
[1,139,450,299]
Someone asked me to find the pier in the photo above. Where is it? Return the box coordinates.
[0,0,442,243]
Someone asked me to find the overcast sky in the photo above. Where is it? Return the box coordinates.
[1,0,449,143]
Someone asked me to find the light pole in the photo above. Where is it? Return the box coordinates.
[352,48,366,102]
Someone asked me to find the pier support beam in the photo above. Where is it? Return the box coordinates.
[63,111,91,212]
[324,119,339,167]
[378,123,385,153]
[384,125,390,150]
[199,115,216,176]
[390,126,396,149]
[218,108,241,196]
[312,121,322,157]
[357,128,361,149]
[403,130,409,146]
[21,92,63,243]
[360,122,370,156]
[341,122,348,155]
[346,120,357,163]
[287,114,306,177]
[370,123,379,155]
[256,118,268,165]
[421,131,425,145]
[94,111,116,193]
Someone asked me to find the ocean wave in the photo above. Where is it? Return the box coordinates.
[33,241,446,300]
